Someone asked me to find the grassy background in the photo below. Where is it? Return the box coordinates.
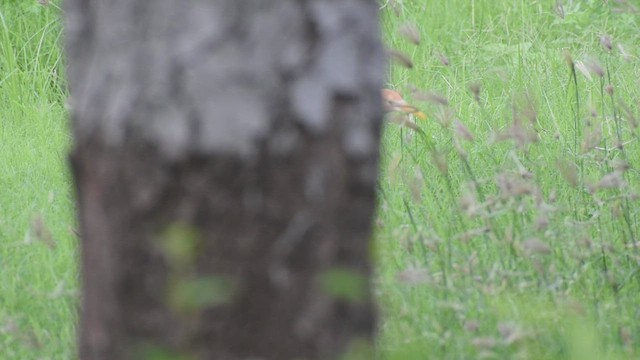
[377,0,640,359]
[1,0,639,358]
[0,1,76,359]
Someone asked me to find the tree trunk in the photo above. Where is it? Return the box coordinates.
[64,1,384,359]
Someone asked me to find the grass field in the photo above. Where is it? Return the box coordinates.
[1,1,76,359]
[1,0,639,359]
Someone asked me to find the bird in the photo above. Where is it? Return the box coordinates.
[381,88,426,131]
[382,89,426,119]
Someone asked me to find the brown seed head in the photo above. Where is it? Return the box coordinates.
[555,1,565,18]
[585,58,605,77]
[30,214,56,249]
[413,91,449,106]
[619,101,638,129]
[563,48,574,67]
[430,150,449,176]
[557,159,579,187]
[617,43,633,61]
[396,268,430,285]
[408,169,424,202]
[387,49,413,69]
[469,82,481,103]
[582,125,602,153]
[436,51,450,66]
[536,214,549,231]
[522,238,551,255]
[600,35,613,52]
[605,84,614,96]
[454,139,468,160]
[471,337,497,350]
[454,120,474,142]
[387,0,402,17]
[597,171,626,190]
[398,23,421,45]
[620,327,632,347]
[498,322,526,345]
[464,320,480,333]
[574,61,593,81]
[612,159,630,173]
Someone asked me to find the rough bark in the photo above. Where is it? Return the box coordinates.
[64,1,384,359]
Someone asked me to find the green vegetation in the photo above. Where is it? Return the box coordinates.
[378,0,640,358]
[1,0,639,358]
[0,1,75,359]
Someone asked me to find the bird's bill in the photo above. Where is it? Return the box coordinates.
[389,103,427,120]
[385,99,427,120]
[382,89,427,120]
[413,111,427,120]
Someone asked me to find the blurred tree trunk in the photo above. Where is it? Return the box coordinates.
[64,1,384,359]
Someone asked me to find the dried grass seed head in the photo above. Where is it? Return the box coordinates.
[522,238,551,255]
[585,58,605,77]
[413,91,450,106]
[617,43,633,61]
[430,150,449,176]
[600,35,613,52]
[469,82,481,103]
[387,49,413,69]
[398,22,421,45]
[436,51,450,66]
[454,120,474,142]
[563,48,574,67]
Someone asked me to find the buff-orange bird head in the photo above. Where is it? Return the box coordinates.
[381,89,427,120]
